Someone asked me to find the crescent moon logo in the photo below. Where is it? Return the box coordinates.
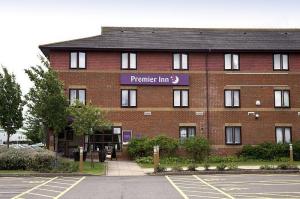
[171,76,179,84]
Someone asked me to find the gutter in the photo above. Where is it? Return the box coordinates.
[205,49,211,140]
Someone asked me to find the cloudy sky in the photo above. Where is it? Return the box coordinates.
[0,0,300,94]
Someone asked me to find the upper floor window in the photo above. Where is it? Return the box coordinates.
[224,90,240,108]
[173,53,188,70]
[179,127,195,141]
[225,126,241,145]
[274,54,288,70]
[70,52,86,69]
[121,89,137,107]
[276,127,291,144]
[173,89,189,107]
[224,54,239,70]
[69,89,86,105]
[274,90,290,108]
[121,53,136,69]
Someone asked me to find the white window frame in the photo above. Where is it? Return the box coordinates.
[121,89,137,107]
[274,90,290,108]
[225,126,241,145]
[273,54,289,70]
[173,89,189,107]
[224,90,240,108]
[173,53,188,70]
[70,52,86,69]
[224,53,239,70]
[121,53,137,69]
[69,89,86,105]
[275,127,291,144]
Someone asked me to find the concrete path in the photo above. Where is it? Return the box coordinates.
[106,160,152,176]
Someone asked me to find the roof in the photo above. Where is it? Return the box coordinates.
[39,27,300,56]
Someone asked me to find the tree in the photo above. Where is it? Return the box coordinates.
[68,100,111,167]
[0,67,23,148]
[25,56,68,152]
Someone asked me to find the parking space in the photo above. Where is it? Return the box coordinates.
[0,176,85,199]
[166,174,300,199]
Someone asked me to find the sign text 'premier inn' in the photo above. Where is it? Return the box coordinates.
[120,74,189,86]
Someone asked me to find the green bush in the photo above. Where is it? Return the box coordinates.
[240,143,289,160]
[150,135,179,157]
[135,156,153,165]
[182,137,210,162]
[203,162,210,171]
[227,162,238,170]
[0,147,78,172]
[160,157,193,165]
[293,141,300,161]
[172,165,183,172]
[127,137,152,158]
[155,165,166,173]
[260,164,276,170]
[208,155,239,163]
[187,164,197,171]
[216,162,227,171]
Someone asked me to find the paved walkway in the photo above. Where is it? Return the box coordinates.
[106,160,153,176]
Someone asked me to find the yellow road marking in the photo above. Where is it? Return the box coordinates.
[193,175,235,199]
[165,176,189,199]
[53,176,85,199]
[11,177,58,199]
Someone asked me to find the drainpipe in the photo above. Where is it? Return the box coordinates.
[205,50,211,140]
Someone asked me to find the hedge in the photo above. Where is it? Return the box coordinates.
[0,147,78,172]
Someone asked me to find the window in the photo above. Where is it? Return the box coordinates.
[121,89,137,107]
[69,89,86,105]
[121,53,136,69]
[179,127,195,140]
[276,127,291,144]
[224,54,239,70]
[273,54,288,70]
[70,52,86,69]
[274,90,290,108]
[225,126,241,145]
[173,53,188,70]
[173,90,189,107]
[224,90,240,108]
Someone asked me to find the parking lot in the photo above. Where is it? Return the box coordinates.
[1,174,300,199]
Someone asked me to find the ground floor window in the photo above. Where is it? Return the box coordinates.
[275,127,291,144]
[179,127,195,141]
[225,126,241,145]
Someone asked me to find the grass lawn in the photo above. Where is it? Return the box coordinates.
[81,161,106,175]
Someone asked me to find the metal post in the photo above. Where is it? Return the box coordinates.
[153,145,160,172]
[79,146,84,172]
[289,144,293,163]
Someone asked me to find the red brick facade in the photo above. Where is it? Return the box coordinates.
[49,51,300,155]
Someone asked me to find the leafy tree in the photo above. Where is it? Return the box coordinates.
[0,67,23,148]
[68,100,111,137]
[25,56,68,152]
[182,137,210,162]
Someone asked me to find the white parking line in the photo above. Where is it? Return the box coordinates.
[166,176,189,199]
[193,175,235,199]
[53,176,85,199]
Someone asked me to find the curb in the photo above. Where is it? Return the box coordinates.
[149,169,300,176]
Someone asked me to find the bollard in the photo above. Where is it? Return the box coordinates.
[79,146,83,172]
[289,144,293,163]
[153,145,160,172]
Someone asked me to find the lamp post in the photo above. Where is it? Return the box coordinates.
[153,145,160,172]
[289,144,294,163]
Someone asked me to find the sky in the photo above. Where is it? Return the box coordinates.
[0,0,300,94]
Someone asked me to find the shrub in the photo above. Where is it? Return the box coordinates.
[227,162,238,170]
[203,162,210,171]
[135,156,153,165]
[150,135,179,157]
[182,137,210,162]
[187,164,197,171]
[240,143,289,160]
[160,157,193,165]
[155,165,166,173]
[0,147,78,172]
[260,165,276,170]
[208,155,239,163]
[293,141,300,161]
[172,165,183,172]
[277,163,299,170]
[216,162,227,171]
[127,137,152,158]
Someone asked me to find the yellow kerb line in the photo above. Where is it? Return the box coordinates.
[193,175,235,199]
[165,176,189,199]
[11,177,58,199]
[54,176,86,199]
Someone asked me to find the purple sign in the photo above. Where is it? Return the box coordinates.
[122,130,132,143]
[120,74,189,86]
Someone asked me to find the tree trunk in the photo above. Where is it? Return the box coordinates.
[6,134,10,148]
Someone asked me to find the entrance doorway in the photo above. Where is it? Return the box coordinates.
[84,127,122,152]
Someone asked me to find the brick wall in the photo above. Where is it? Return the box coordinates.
[50,51,300,154]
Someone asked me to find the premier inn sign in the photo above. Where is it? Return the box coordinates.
[120,74,189,86]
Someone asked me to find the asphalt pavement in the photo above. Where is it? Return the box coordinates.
[1,174,300,199]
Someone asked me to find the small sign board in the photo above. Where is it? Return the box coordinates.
[122,130,132,144]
